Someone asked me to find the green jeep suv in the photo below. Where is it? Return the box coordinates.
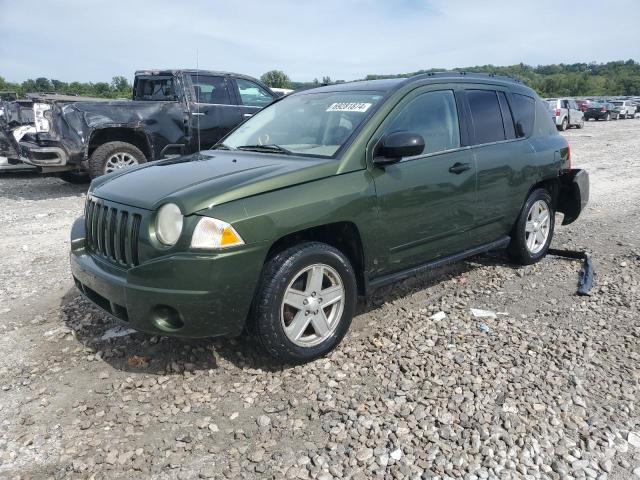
[70,72,589,363]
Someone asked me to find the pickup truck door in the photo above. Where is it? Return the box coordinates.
[368,87,477,274]
[231,77,277,122]
[188,74,242,150]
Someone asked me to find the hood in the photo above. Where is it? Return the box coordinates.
[90,150,339,214]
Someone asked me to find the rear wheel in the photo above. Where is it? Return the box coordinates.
[249,242,357,363]
[560,117,568,131]
[88,141,146,179]
[576,118,584,129]
[508,189,555,265]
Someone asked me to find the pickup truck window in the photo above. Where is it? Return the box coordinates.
[386,90,460,155]
[236,78,274,108]
[222,91,383,158]
[190,75,231,105]
[134,77,176,101]
[467,90,505,145]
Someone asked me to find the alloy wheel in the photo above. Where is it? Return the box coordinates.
[525,200,551,254]
[104,152,139,174]
[281,263,345,347]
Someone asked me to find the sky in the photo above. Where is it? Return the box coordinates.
[1,0,639,84]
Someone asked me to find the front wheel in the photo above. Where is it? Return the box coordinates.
[508,189,555,265]
[249,242,357,363]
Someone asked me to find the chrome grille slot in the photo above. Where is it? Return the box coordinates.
[84,198,142,267]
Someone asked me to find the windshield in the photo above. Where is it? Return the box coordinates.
[220,91,384,158]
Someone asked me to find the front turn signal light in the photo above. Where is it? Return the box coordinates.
[191,217,245,249]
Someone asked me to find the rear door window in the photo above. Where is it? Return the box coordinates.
[510,93,535,138]
[466,90,505,145]
[134,77,176,101]
[190,75,231,105]
[497,91,516,140]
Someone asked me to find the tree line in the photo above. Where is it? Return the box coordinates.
[2,60,639,99]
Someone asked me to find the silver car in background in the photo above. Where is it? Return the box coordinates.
[610,100,637,119]
[546,98,584,130]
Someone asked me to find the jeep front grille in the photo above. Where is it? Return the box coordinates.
[85,198,142,267]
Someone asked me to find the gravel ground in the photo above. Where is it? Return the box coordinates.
[1,119,639,479]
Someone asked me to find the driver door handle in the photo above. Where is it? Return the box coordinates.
[243,113,253,118]
[449,162,471,174]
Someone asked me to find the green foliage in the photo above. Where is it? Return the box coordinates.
[363,60,640,97]
[260,70,292,89]
[0,75,134,99]
[2,60,639,99]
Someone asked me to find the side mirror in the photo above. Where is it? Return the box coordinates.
[374,131,425,165]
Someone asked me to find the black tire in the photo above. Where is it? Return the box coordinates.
[58,170,90,184]
[88,141,146,179]
[576,118,584,129]
[560,117,568,131]
[508,189,555,265]
[249,242,357,363]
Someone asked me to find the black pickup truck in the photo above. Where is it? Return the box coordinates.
[0,70,276,182]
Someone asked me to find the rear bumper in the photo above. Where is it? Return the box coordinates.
[557,169,589,225]
[69,216,267,338]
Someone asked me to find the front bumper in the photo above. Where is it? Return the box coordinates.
[557,168,589,225]
[69,216,268,338]
[19,140,69,167]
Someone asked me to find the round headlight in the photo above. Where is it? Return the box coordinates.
[155,203,183,246]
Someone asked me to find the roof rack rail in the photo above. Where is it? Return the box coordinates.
[406,70,522,84]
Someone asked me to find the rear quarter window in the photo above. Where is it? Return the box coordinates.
[510,93,535,138]
[534,100,558,137]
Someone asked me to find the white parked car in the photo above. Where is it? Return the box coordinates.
[546,98,584,130]
[610,100,637,119]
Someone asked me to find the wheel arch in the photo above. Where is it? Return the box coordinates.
[265,222,366,296]
[86,127,152,161]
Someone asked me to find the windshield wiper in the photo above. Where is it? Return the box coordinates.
[211,143,235,151]
[236,144,292,155]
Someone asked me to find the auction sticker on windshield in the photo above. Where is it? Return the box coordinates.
[326,102,372,112]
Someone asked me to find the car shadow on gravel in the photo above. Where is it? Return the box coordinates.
[58,288,289,376]
[58,251,516,374]
[0,172,87,201]
[360,250,513,314]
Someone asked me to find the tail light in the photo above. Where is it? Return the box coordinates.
[600,106,606,112]
[555,109,561,117]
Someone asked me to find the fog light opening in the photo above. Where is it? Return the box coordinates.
[152,305,184,332]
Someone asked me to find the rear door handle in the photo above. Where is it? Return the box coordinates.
[243,113,253,118]
[449,162,471,174]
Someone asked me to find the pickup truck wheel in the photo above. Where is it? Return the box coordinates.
[58,170,90,184]
[249,242,357,363]
[88,141,146,179]
[508,189,555,265]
